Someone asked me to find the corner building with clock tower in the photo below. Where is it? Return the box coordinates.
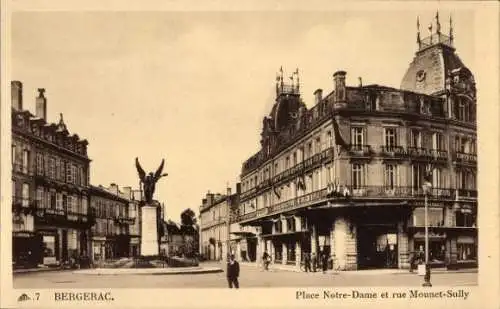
[231,14,477,271]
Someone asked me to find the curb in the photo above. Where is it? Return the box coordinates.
[73,267,224,276]
[14,268,65,274]
[240,263,477,275]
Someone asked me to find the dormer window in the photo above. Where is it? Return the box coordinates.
[16,115,24,128]
[419,98,431,115]
[367,93,378,111]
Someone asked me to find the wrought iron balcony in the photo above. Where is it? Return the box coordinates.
[233,185,471,223]
[12,163,31,175]
[346,186,455,199]
[67,211,92,223]
[34,206,95,227]
[430,149,449,162]
[12,196,37,215]
[455,189,477,199]
[256,179,272,192]
[453,152,477,165]
[348,144,372,157]
[12,196,31,208]
[379,145,407,158]
[407,147,434,159]
[114,216,135,225]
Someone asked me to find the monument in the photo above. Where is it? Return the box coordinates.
[135,157,168,256]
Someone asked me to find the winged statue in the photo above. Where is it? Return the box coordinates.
[135,157,168,204]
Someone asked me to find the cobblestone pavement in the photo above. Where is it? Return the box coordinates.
[13,262,477,289]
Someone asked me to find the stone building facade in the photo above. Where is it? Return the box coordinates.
[89,184,135,261]
[11,81,92,268]
[199,186,240,261]
[232,15,477,270]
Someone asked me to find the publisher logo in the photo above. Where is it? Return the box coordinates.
[17,293,31,302]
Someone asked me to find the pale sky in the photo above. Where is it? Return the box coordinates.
[11,10,475,221]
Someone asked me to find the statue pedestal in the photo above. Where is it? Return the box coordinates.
[140,205,159,256]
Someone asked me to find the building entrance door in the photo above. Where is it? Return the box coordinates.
[357,225,398,269]
[247,238,257,262]
[61,230,68,262]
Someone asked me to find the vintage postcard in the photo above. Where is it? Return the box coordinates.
[1,0,499,308]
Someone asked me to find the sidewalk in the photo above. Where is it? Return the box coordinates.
[240,262,477,275]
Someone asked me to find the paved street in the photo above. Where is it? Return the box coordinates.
[14,262,477,289]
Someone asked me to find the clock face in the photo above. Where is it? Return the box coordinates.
[416,70,426,82]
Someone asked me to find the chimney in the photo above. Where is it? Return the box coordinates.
[206,192,214,206]
[109,183,119,195]
[226,186,232,196]
[358,77,363,87]
[36,88,47,120]
[313,89,323,105]
[333,71,347,102]
[11,81,23,110]
[122,186,132,199]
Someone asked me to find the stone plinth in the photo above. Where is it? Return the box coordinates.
[140,205,159,256]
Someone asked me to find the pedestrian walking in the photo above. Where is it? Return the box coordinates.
[311,252,317,272]
[226,254,240,289]
[262,251,270,271]
[304,253,311,272]
[321,251,329,273]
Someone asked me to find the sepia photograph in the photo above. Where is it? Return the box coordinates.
[1,1,499,309]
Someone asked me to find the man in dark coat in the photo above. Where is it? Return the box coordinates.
[304,253,311,272]
[262,251,270,271]
[226,254,240,289]
[311,252,317,272]
[321,251,329,273]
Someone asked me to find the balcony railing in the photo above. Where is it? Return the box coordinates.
[242,147,335,201]
[67,211,90,223]
[379,145,406,158]
[454,152,477,164]
[456,189,477,199]
[348,144,372,157]
[12,163,30,174]
[114,216,135,225]
[431,149,448,161]
[234,185,476,223]
[407,147,434,159]
[346,186,455,199]
[12,196,31,207]
[256,179,272,193]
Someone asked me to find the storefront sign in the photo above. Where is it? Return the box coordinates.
[457,236,475,244]
[43,257,57,265]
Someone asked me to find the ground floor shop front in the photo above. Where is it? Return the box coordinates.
[237,205,477,271]
[91,234,132,262]
[13,225,90,268]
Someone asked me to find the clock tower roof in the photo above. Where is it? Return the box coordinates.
[400,13,473,96]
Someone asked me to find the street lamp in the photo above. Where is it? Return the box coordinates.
[422,178,433,287]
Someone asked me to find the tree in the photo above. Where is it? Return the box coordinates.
[180,208,197,226]
[180,208,199,257]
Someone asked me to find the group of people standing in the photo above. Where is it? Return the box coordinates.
[302,251,331,273]
[225,249,333,289]
[261,250,331,273]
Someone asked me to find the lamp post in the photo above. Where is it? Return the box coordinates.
[422,179,433,287]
